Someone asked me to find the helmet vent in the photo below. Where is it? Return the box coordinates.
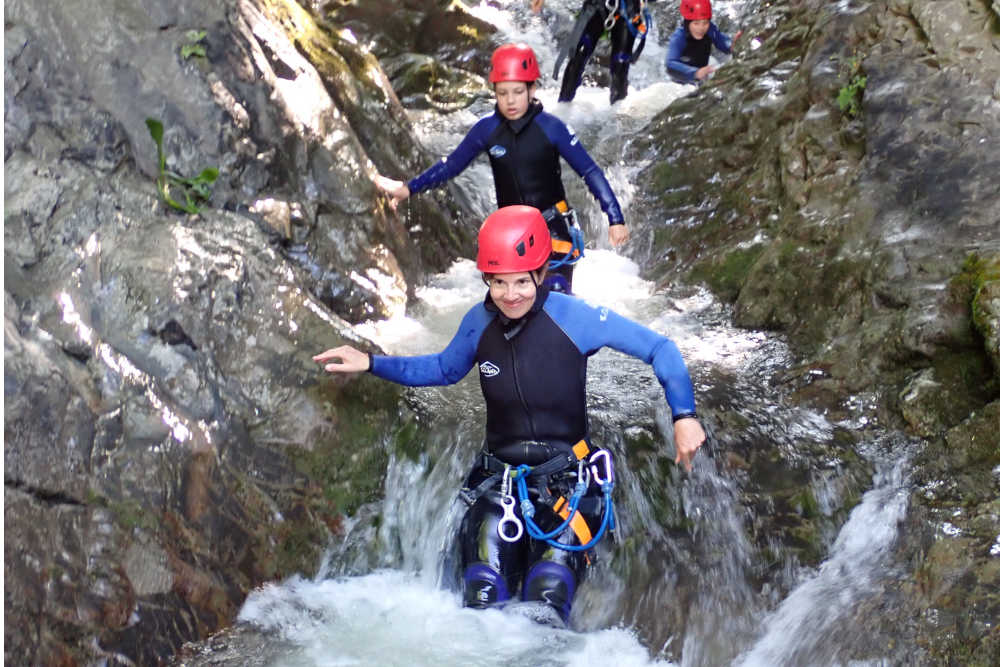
[515,241,526,256]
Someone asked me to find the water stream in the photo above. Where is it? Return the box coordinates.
[227,2,912,665]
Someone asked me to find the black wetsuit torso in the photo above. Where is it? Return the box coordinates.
[476,288,588,450]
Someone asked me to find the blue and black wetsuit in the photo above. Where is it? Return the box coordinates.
[407,100,624,292]
[665,21,733,84]
[370,287,697,623]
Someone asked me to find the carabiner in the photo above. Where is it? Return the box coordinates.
[589,449,614,485]
[497,495,524,543]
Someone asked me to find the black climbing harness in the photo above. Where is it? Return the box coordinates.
[459,439,617,552]
[540,200,585,271]
[552,0,652,78]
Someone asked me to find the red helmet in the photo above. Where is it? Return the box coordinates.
[489,43,541,83]
[680,0,712,20]
[477,206,551,273]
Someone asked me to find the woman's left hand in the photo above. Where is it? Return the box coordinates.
[673,417,706,471]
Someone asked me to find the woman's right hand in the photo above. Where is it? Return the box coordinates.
[313,345,371,373]
[530,0,545,13]
[695,65,716,81]
[372,174,410,211]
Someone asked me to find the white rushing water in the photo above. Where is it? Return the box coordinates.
[230,2,913,665]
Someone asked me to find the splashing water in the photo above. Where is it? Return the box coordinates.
[224,2,915,665]
[238,571,673,667]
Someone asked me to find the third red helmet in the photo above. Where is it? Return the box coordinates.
[477,206,551,273]
[680,0,712,20]
[489,43,541,83]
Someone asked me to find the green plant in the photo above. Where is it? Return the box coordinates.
[180,30,207,59]
[837,56,867,118]
[145,118,219,214]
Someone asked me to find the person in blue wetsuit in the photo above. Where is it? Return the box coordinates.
[373,43,628,294]
[313,205,706,626]
[533,0,653,105]
[666,0,740,85]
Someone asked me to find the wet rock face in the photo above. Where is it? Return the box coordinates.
[4,0,462,663]
[636,0,1000,661]
[321,0,497,110]
[638,0,1000,415]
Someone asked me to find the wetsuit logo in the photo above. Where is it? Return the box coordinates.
[479,361,500,377]
[488,145,507,158]
[567,125,579,146]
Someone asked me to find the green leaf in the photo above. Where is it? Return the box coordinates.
[147,117,216,215]
[181,43,207,59]
[195,167,219,184]
[145,118,164,144]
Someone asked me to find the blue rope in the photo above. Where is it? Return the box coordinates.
[542,484,615,552]
[512,464,615,552]
[514,465,584,541]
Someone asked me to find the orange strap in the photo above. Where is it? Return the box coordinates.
[552,496,594,545]
[551,239,580,257]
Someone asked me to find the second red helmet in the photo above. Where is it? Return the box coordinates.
[489,43,541,83]
[477,206,551,273]
[680,0,712,20]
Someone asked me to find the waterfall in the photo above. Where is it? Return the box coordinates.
[225,3,912,665]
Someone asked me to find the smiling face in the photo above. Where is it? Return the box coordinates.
[494,81,535,120]
[689,19,710,40]
[486,271,540,320]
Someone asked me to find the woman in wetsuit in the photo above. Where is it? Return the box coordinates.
[314,205,706,625]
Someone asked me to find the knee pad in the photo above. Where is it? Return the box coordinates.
[522,561,576,622]
[463,563,511,608]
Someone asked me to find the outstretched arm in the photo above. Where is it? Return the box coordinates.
[545,297,706,469]
[405,115,497,196]
[315,304,494,387]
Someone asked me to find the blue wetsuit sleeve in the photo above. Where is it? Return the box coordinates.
[545,295,697,416]
[709,24,733,54]
[407,115,497,194]
[666,27,697,83]
[369,305,492,386]
[536,113,624,225]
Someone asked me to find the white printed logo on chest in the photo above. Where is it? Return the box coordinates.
[479,361,500,377]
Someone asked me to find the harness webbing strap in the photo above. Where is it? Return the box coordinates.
[553,495,594,544]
